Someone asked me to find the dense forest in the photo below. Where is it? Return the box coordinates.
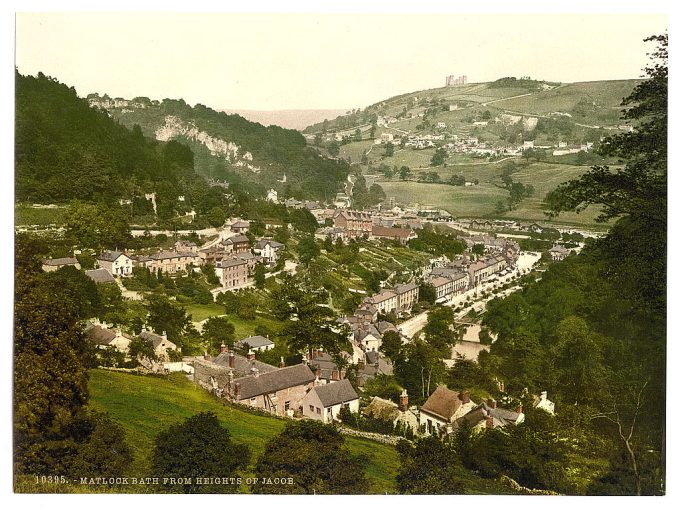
[15,71,198,203]
[102,96,351,201]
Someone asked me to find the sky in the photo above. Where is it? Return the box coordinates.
[15,12,667,111]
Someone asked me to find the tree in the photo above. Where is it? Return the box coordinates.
[362,374,403,401]
[394,339,447,401]
[254,262,266,289]
[201,262,221,286]
[419,282,436,305]
[380,330,403,362]
[146,295,192,343]
[206,206,226,228]
[328,141,340,157]
[471,243,485,256]
[297,235,320,265]
[423,306,461,356]
[151,412,250,493]
[202,316,236,354]
[396,437,466,494]
[399,166,411,180]
[430,148,447,166]
[252,420,369,494]
[384,142,394,157]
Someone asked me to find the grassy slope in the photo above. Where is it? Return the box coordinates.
[88,369,515,495]
[88,369,399,493]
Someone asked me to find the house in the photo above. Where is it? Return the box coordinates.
[333,210,373,239]
[84,323,132,353]
[456,400,525,431]
[139,330,177,361]
[97,251,133,276]
[145,251,201,274]
[533,391,556,414]
[356,325,382,352]
[197,246,229,265]
[222,235,251,254]
[85,268,116,285]
[379,132,394,144]
[174,240,198,253]
[266,189,279,202]
[230,220,251,234]
[234,335,275,352]
[253,239,284,264]
[419,386,477,436]
[371,225,416,244]
[548,245,570,261]
[363,390,420,434]
[301,379,360,423]
[42,257,81,272]
[215,257,251,290]
[364,289,398,315]
[394,282,419,312]
[212,346,278,377]
[227,364,316,417]
[308,351,345,382]
[437,121,447,129]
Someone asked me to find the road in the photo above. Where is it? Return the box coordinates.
[398,251,541,340]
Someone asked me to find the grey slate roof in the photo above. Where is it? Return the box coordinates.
[312,379,359,407]
[43,257,79,266]
[150,250,198,260]
[213,351,277,378]
[254,239,284,250]
[84,324,117,345]
[223,235,250,244]
[98,251,126,262]
[234,335,275,349]
[85,268,116,284]
[234,364,315,400]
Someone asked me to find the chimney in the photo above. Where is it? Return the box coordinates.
[228,370,234,386]
[331,369,339,381]
[488,399,497,409]
[315,367,322,380]
[486,416,494,429]
[220,343,228,354]
[234,382,241,400]
[229,352,235,368]
[162,331,167,340]
[399,389,409,412]
[357,359,365,370]
[516,404,523,414]
[247,350,256,361]
[203,352,210,361]
[279,356,285,368]
[458,391,471,404]
[540,391,548,401]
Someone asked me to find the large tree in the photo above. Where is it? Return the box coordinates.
[252,420,368,494]
[151,412,250,493]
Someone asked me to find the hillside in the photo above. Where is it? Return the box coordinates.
[15,72,196,204]
[89,95,351,201]
[302,77,639,225]
[87,369,516,495]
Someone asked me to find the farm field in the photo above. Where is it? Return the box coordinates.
[377,160,605,226]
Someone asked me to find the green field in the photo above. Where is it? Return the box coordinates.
[88,369,399,493]
[15,204,67,226]
[88,369,516,494]
[377,160,605,225]
[497,80,639,124]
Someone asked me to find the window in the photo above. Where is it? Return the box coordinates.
[316,407,321,414]
[285,401,290,412]
[309,405,314,413]
[250,397,257,405]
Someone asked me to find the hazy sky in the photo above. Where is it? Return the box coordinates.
[15,12,667,111]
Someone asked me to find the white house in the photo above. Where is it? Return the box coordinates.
[266,189,279,202]
[234,335,275,352]
[253,239,284,265]
[533,391,556,414]
[301,379,360,423]
[437,121,447,129]
[97,251,133,276]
